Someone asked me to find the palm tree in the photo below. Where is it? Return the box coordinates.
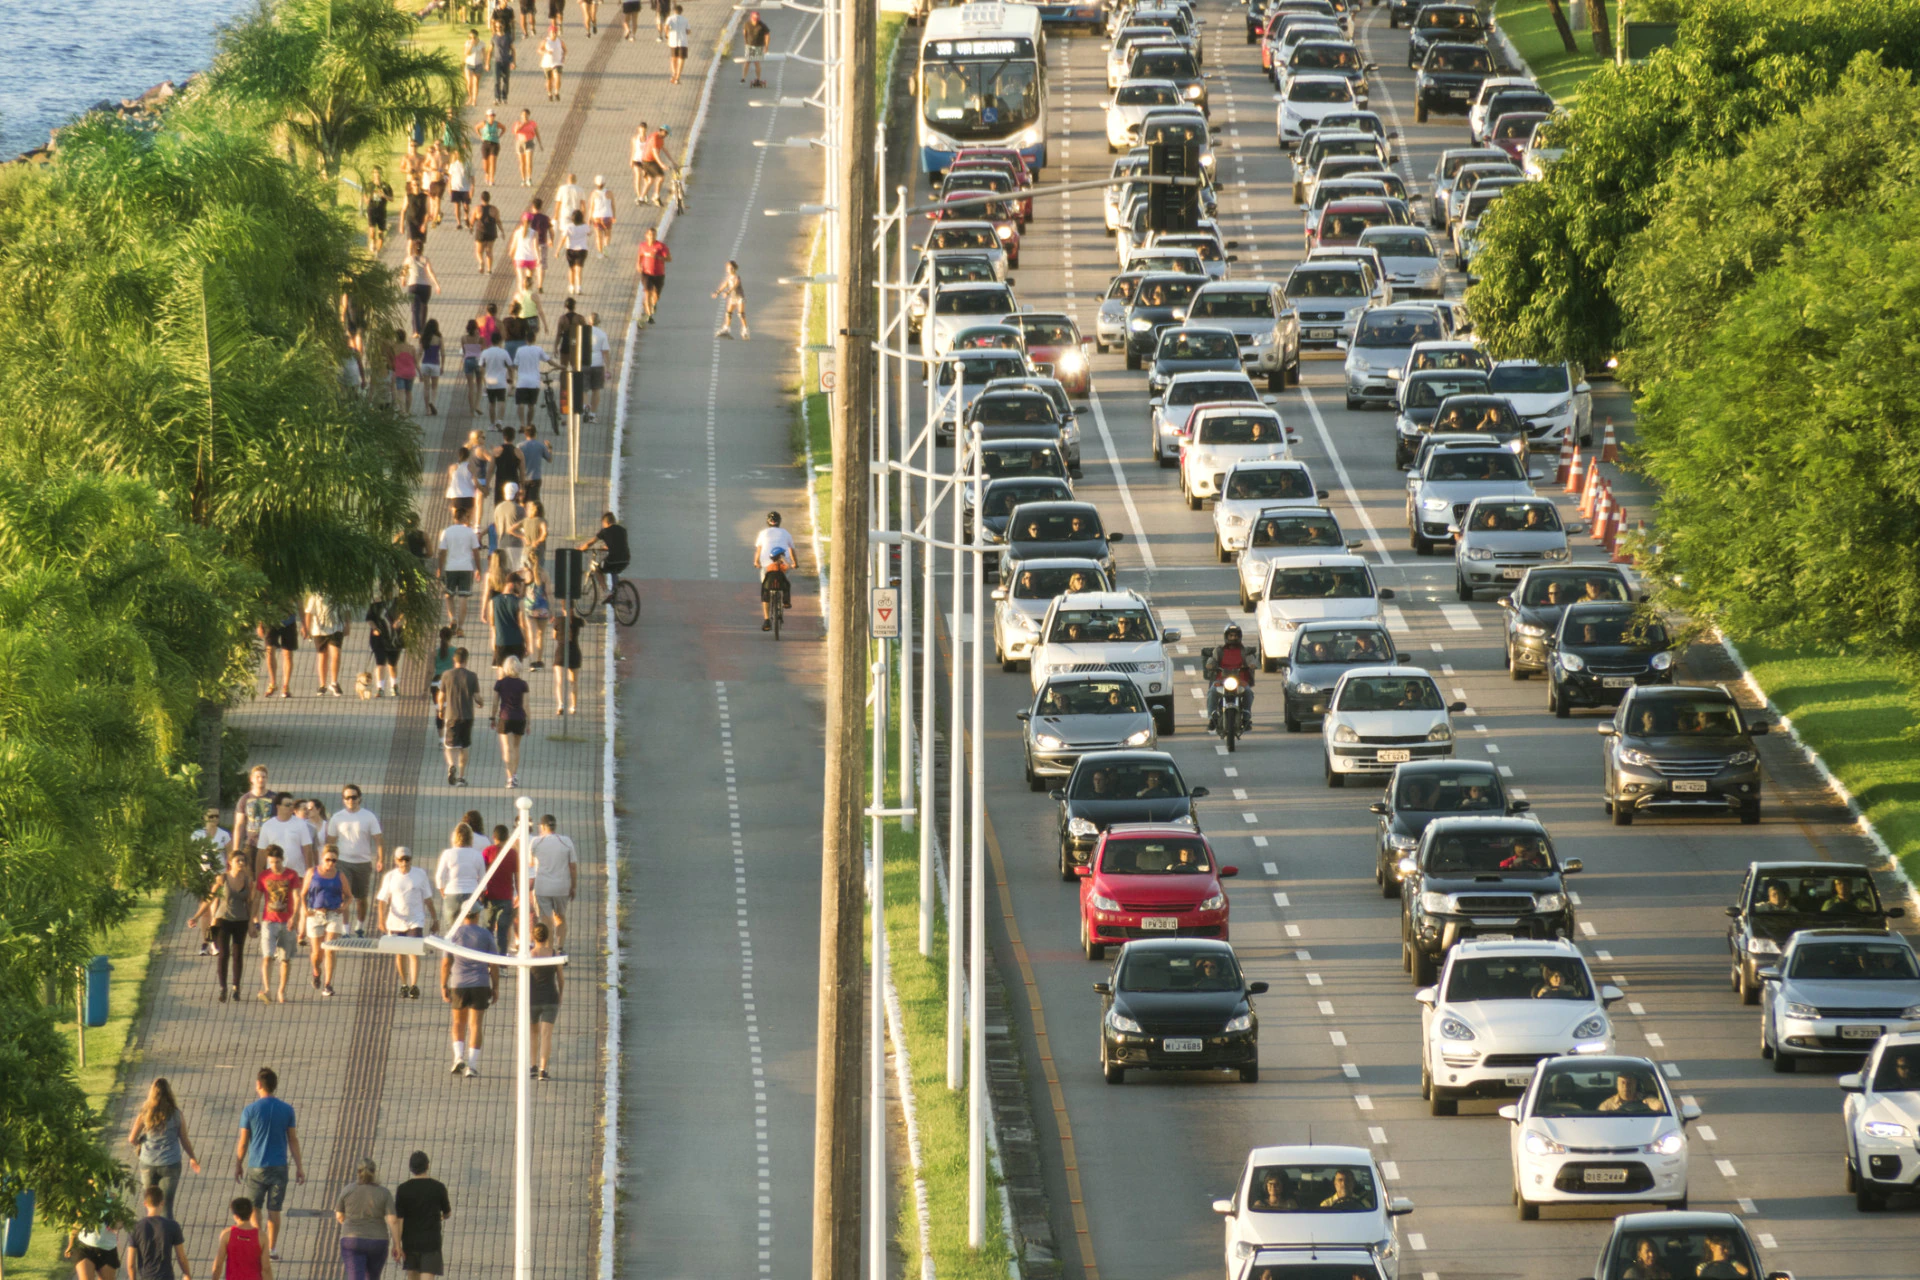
[211,0,464,178]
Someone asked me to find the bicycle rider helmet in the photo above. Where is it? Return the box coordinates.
[767,511,782,526]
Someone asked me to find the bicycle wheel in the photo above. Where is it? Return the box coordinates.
[771,598,782,640]
[612,579,640,627]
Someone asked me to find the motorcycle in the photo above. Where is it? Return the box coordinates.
[1201,646,1254,752]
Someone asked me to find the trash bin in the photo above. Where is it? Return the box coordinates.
[85,955,112,1028]
[3,1190,33,1257]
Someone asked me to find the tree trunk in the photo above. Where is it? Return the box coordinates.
[196,698,225,809]
[1589,0,1613,57]
[1544,0,1579,53]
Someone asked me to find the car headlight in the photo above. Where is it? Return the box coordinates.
[1619,747,1655,768]
[1223,1011,1253,1032]
[1726,750,1757,767]
[1427,723,1453,742]
[1089,892,1122,912]
[1171,307,1186,320]
[1535,892,1567,913]
[1184,82,1205,99]
[1289,681,1317,695]
[1420,891,1451,914]
[1226,512,1250,527]
[1541,398,1571,419]
[1034,733,1066,750]
[1572,1014,1608,1041]
[1197,891,1226,913]
[1466,547,1493,561]
[995,224,1014,240]
[1646,1131,1686,1157]
[1057,351,1086,374]
[1522,1130,1565,1157]
[1543,547,1571,561]
[1234,1242,1259,1262]
[910,299,927,317]
[1650,651,1674,670]
[1559,652,1586,672]
[1130,317,1152,331]
[1421,498,1450,512]
[1746,936,1780,956]
[1904,1003,1920,1020]
[1068,818,1099,838]
[1785,1001,1820,1020]
[1334,724,1360,743]
[1222,676,1241,692]
[1348,354,1372,371]
[1374,1237,1398,1261]
[1438,1016,1475,1041]
[1388,833,1418,852]
[1865,1120,1912,1140]
[1108,1009,1143,1034]
[1516,622,1548,637]
[1125,728,1153,746]
[1006,611,1037,634]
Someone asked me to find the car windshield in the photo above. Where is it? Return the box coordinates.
[929,227,998,251]
[974,395,1057,425]
[1363,232,1437,258]
[1316,136,1383,161]
[1788,942,1920,981]
[1133,253,1206,276]
[1246,1165,1379,1213]
[1463,189,1507,219]
[1143,120,1207,148]
[1562,613,1667,649]
[947,172,1012,195]
[1133,48,1198,78]
[1010,566,1102,599]
[1424,450,1524,481]
[934,259,996,284]
[1250,511,1341,543]
[1037,679,1142,715]
[1411,346,1489,372]
[1606,1230,1756,1280]
[1070,761,1184,799]
[1493,113,1549,141]
[1106,275,1143,303]
[1165,238,1228,262]
[954,328,1022,350]
[982,443,1064,478]
[1046,607,1154,642]
[1016,511,1104,544]
[1159,331,1240,361]
[936,289,1014,315]
[1287,269,1368,298]
[1021,319,1077,346]
[1318,113,1384,136]
[1427,45,1491,71]
[1426,831,1555,874]
[1535,1066,1667,1118]
[1417,6,1479,29]
[983,481,1070,517]
[1100,837,1213,874]
[1749,872,1882,916]
[1269,565,1372,599]
[1873,1045,1920,1091]
[1135,277,1203,307]
[1488,364,1571,394]
[1118,81,1182,106]
[1519,572,1629,607]
[1117,946,1240,992]
[1490,94,1554,118]
[1191,291,1275,319]
[1356,314,1445,348]
[1198,416,1284,446]
[1467,502,1561,533]
[1169,379,1256,405]
[1291,79,1353,102]
[939,356,1027,385]
[1407,374,1490,408]
[1292,627,1391,665]
[1622,697,1741,737]
[1337,676,1443,712]
[1292,43,1361,70]
[1393,769,1503,811]
[1446,956,1592,1001]
[1442,151,1506,179]
[1433,400,1518,432]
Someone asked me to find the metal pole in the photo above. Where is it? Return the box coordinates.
[513,795,533,1280]
[867,672,887,1280]
[945,374,965,1092]
[967,427,987,1249]
[908,186,933,958]
[893,186,915,837]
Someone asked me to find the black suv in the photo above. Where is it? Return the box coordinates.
[1052,750,1208,879]
[1547,601,1676,717]
[1414,42,1493,122]
[1600,686,1768,826]
[1725,861,1904,1003]
[1401,816,1579,985]
[1124,274,1208,369]
[1370,761,1526,898]
[1406,3,1485,68]
[1497,565,1636,678]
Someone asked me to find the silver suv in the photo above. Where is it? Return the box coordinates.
[1187,281,1302,391]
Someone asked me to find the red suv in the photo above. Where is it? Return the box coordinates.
[1309,198,1397,251]
[1075,826,1237,960]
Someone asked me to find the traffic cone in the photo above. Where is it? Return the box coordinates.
[1612,515,1642,564]
[1603,503,1623,556]
[1600,417,1618,464]
[1554,434,1575,487]
[1591,482,1613,543]
[1564,444,1585,495]
[1579,458,1601,518]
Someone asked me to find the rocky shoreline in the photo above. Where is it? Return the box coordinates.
[9,72,200,163]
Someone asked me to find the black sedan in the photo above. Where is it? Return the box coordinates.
[1001,500,1121,584]
[1601,685,1769,826]
[1428,393,1530,458]
[1498,565,1636,677]
[1401,816,1579,985]
[1148,326,1246,399]
[1123,273,1208,369]
[1546,601,1675,717]
[1580,1213,1785,1280]
[1413,42,1492,122]
[1369,760,1525,898]
[1279,621,1399,732]
[1095,938,1264,1083]
[1052,750,1207,879]
[1725,860,1904,1004]
[971,477,1075,569]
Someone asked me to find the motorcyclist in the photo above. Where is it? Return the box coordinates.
[1205,625,1256,731]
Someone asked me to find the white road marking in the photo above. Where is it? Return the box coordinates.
[1497,765,1513,777]
[1697,1125,1717,1142]
[1354,1094,1374,1111]
[1379,1157,1398,1178]
[1509,787,1527,799]
[1580,921,1597,937]
[1757,1234,1776,1250]
[1086,385,1158,572]
[1645,1032,1664,1047]
[1406,1233,1426,1252]
[1297,386,1396,564]
[1662,1061,1681,1078]
[1263,862,1278,875]
[1296,950,1312,961]
[1736,1197,1757,1214]
[1242,812,1258,824]
[1370,1127,1388,1145]
[1317,1000,1335,1015]
[1273,892,1290,906]
[1253,835,1270,847]
[1233,787,1249,800]
[1440,664,1454,675]
[1716,1158,1738,1178]
[1330,1030,1347,1045]
[1484,743,1500,754]
[1439,604,1481,630]
[1628,1002,1645,1016]
[1382,605,1409,633]
[1306,973,1323,986]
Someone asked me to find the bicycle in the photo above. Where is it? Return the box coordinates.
[667,168,688,216]
[763,567,789,640]
[539,369,563,435]
[579,553,640,626]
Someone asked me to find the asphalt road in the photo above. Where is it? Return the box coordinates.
[902,6,1914,1279]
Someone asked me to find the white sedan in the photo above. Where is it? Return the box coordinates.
[1213,1144,1413,1280]
[1276,73,1357,146]
[1842,1030,1920,1210]
[1254,554,1390,669]
[1181,410,1296,508]
[1501,1055,1697,1219]
[1106,77,1185,151]
[1319,665,1461,787]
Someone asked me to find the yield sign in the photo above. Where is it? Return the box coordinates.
[869,587,900,639]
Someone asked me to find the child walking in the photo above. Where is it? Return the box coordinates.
[712,260,749,340]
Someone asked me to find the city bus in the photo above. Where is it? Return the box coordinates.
[917,4,1049,175]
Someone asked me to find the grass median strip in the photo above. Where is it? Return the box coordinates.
[1493,0,1609,102]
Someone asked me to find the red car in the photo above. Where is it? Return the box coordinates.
[1012,311,1091,395]
[1308,197,1396,251]
[952,145,1033,186]
[1487,111,1550,163]
[1076,825,1236,961]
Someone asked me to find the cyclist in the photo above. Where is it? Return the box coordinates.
[753,511,798,631]
[577,511,630,599]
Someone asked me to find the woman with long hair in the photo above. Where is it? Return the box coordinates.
[334,1157,397,1280]
[127,1078,202,1221]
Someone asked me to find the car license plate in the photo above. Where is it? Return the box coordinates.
[1501,567,1525,580]
[1450,88,1471,97]
[1602,676,1635,689]
[1141,916,1179,931]
[1163,1037,1203,1053]
[1310,327,1337,339]
[1378,749,1411,762]
[1672,779,1708,793]
[1504,1072,1534,1087]
[1842,1024,1884,1040]
[1583,1168,1629,1185]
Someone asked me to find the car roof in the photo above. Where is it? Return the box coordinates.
[1297,618,1387,635]
[1289,72,1352,87]
[932,221,1001,236]
[1019,311,1075,324]
[1628,684,1733,701]
[1015,500,1099,516]
[1454,936,1582,958]
[1873,1029,1920,1047]
[1104,822,1213,839]
[1606,1211,1749,1234]
[1116,76,1180,89]
[939,281,1011,295]
[1054,590,1147,609]
[1168,369,1256,384]
[1748,860,1876,875]
[1323,199,1394,214]
[1335,664,1434,680]
[1243,1143,1373,1165]
[1115,935,1236,957]
[984,474,1069,489]
[1785,928,1916,946]
[1073,748,1176,766]
[1197,280,1278,293]
[1255,503,1333,518]
[1392,757,1496,777]
[1423,814,1547,834]
[1268,553,1368,569]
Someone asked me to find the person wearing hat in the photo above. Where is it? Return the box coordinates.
[376,848,437,999]
[474,109,505,185]
[587,174,616,256]
[491,478,525,571]
[743,10,771,86]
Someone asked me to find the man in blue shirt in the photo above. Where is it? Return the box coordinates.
[442,903,502,1077]
[234,1067,305,1259]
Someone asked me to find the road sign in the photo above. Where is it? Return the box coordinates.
[870,587,899,638]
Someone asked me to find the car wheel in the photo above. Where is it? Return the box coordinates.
[1388,11,1398,25]
[1081,916,1104,962]
[1263,653,1279,673]
[1285,712,1300,734]
[1239,1061,1260,1083]
[1095,339,1107,354]
[1008,250,1020,268]
[1517,1196,1538,1221]
[1381,861,1399,899]
[1412,946,1437,987]
[1059,844,1076,883]
[1739,963,1760,1006]
[1324,753,1345,787]
[1773,1045,1796,1073]
[1551,681,1569,719]
[1456,572,1474,602]
[1218,539,1233,565]
[1429,1089,1456,1117]
[1611,797,1634,826]
[1287,357,1301,386]
[1126,349,1141,371]
[1026,759,1046,793]
[1291,181,1305,204]
[1856,1180,1883,1212]
[1415,99,1427,123]
[1186,489,1203,511]
[1345,394,1361,411]
[1411,527,1433,556]
[1103,1056,1125,1085]
[1268,369,1285,392]
[1420,1059,1432,1098]
[1740,800,1762,825]
[1845,1156,1859,1194]
[1401,939,1414,973]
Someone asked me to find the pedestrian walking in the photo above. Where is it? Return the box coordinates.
[665,2,689,81]
[477,335,512,428]
[475,111,505,185]
[629,121,650,199]
[302,847,348,997]
[488,22,515,101]
[375,848,436,998]
[65,1221,120,1280]
[235,1068,306,1261]
[461,28,485,104]
[447,155,472,229]
[255,795,315,877]
[524,198,553,291]
[128,1079,203,1221]
[400,180,428,245]
[493,655,531,788]
[401,244,441,342]
[302,594,347,697]
[423,143,448,225]
[635,226,669,323]
[326,786,385,934]
[742,10,770,85]
[479,824,517,952]
[527,814,578,951]
[635,124,674,205]
[490,478,524,573]
[202,852,254,1003]
[123,1187,188,1280]
[539,23,567,99]
[518,425,552,506]
[390,330,420,415]
[419,319,445,416]
[552,605,582,714]
[461,321,484,411]
[334,1158,400,1280]
[712,259,749,338]
[513,109,542,187]
[253,847,300,1004]
[650,0,671,39]
[435,823,486,911]
[511,336,547,428]
[438,652,483,786]
[506,219,540,292]
[234,767,274,862]
[492,427,526,503]
[522,556,552,669]
[587,176,615,255]
[528,922,562,1079]
[587,311,610,416]
[561,210,591,292]
[362,168,394,252]
[189,807,233,955]
[472,189,501,271]
[437,496,480,640]
[442,903,501,1076]
[210,1198,270,1280]
[392,1154,451,1280]
[620,0,640,39]
[259,611,298,700]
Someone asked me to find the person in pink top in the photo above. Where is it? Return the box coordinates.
[391,330,420,414]
[213,1197,272,1280]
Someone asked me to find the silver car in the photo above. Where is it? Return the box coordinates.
[993,557,1109,671]
[1096,272,1148,353]
[1106,78,1184,152]
[1450,496,1580,601]
[1357,225,1445,298]
[1760,931,1920,1070]
[1108,26,1178,90]
[922,280,1019,358]
[1406,442,1537,556]
[1284,260,1371,351]
[1320,665,1462,785]
[1428,146,1510,229]
[1018,674,1159,788]
[1187,280,1301,390]
[1343,304,1450,410]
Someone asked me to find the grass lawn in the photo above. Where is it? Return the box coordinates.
[13,892,173,1279]
[1493,0,1610,103]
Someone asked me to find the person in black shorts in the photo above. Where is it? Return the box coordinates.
[363,166,393,252]
[576,511,630,595]
[262,611,300,698]
[517,0,537,37]
[651,0,672,40]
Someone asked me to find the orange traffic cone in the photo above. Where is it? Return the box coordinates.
[1600,417,1618,464]
[1564,445,1585,495]
[1579,459,1601,518]
[1603,503,1623,556]
[1591,482,1612,542]
[1612,515,1641,564]
[1554,434,1575,487]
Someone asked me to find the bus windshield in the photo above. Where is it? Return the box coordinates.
[924,59,1041,136]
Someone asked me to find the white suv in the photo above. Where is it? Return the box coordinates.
[1255,554,1391,668]
[1213,1144,1413,1280]
[1030,590,1183,733]
[1181,407,1295,508]
[1416,938,1620,1116]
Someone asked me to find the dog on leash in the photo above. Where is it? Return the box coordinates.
[354,671,376,700]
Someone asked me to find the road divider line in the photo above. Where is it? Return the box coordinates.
[1086,385,1157,575]
[1297,386,1396,566]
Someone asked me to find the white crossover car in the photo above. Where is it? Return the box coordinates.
[1501,1055,1698,1219]
[1150,371,1268,465]
[1487,359,1593,450]
[1255,554,1391,668]
[1106,77,1184,151]
[1842,1030,1920,1210]
[1029,590,1182,733]
[1233,505,1353,602]
[1213,1145,1413,1280]
[1320,665,1462,786]
[1181,408,1295,508]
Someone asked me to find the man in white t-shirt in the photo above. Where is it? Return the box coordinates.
[665,3,690,83]
[751,510,799,630]
[478,333,514,424]
[513,341,548,428]
[375,847,437,995]
[325,787,386,935]
[527,815,579,951]
[554,172,587,227]
[255,794,316,876]
[437,519,482,636]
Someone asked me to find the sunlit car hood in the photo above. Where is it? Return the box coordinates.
[1453,999,1601,1043]
[1418,478,1534,501]
[1861,1094,1920,1127]
[1776,977,1920,1010]
[1235,1209,1383,1249]
[1090,871,1222,905]
[1460,530,1569,554]
[1499,389,1573,415]
[1535,1114,1674,1149]
[1331,709,1448,737]
[1267,597,1382,624]
[1037,640,1165,671]
[1032,710,1156,746]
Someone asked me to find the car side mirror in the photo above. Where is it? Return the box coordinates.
[1681,1102,1703,1122]
[1724,905,1741,918]
[1190,786,1210,798]
[1447,701,1467,713]
[1163,628,1182,642]
[1445,524,1461,537]
[1108,531,1125,542]
[1497,1104,1519,1122]
[1526,468,1544,482]
[1262,395,1279,405]
[1563,858,1582,874]
[1211,1198,1234,1216]
[1888,907,1907,918]
[1377,588,1395,599]
[1005,277,1016,287]
[1049,789,1066,801]
[1149,397,1164,407]
[1365,60,1378,70]
[1094,981,1112,995]
[1575,381,1591,393]
[1368,801,1388,815]
[1495,595,1513,609]
[1226,240,1241,250]
[1600,984,1623,1006]
[1074,864,1092,877]
[1507,800,1531,813]
[1756,967,1780,982]
[1748,719,1771,735]
[1348,539,1363,550]
[1220,865,1238,877]
[1016,709,1032,721]
[1387,1196,1414,1216]
[1597,724,1617,737]
[1414,987,1436,1007]
[1385,367,1401,380]
[1315,488,1330,499]
[992,585,1009,600]
[1839,1072,1864,1093]
[1247,980,1268,995]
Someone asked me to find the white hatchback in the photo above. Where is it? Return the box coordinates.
[1277,73,1357,145]
[1181,407,1296,508]
[1213,1145,1413,1280]
[1842,1030,1920,1209]
[1320,665,1461,785]
[1501,1055,1698,1219]
[1254,554,1390,667]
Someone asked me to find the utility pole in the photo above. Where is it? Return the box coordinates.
[811,0,877,1267]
